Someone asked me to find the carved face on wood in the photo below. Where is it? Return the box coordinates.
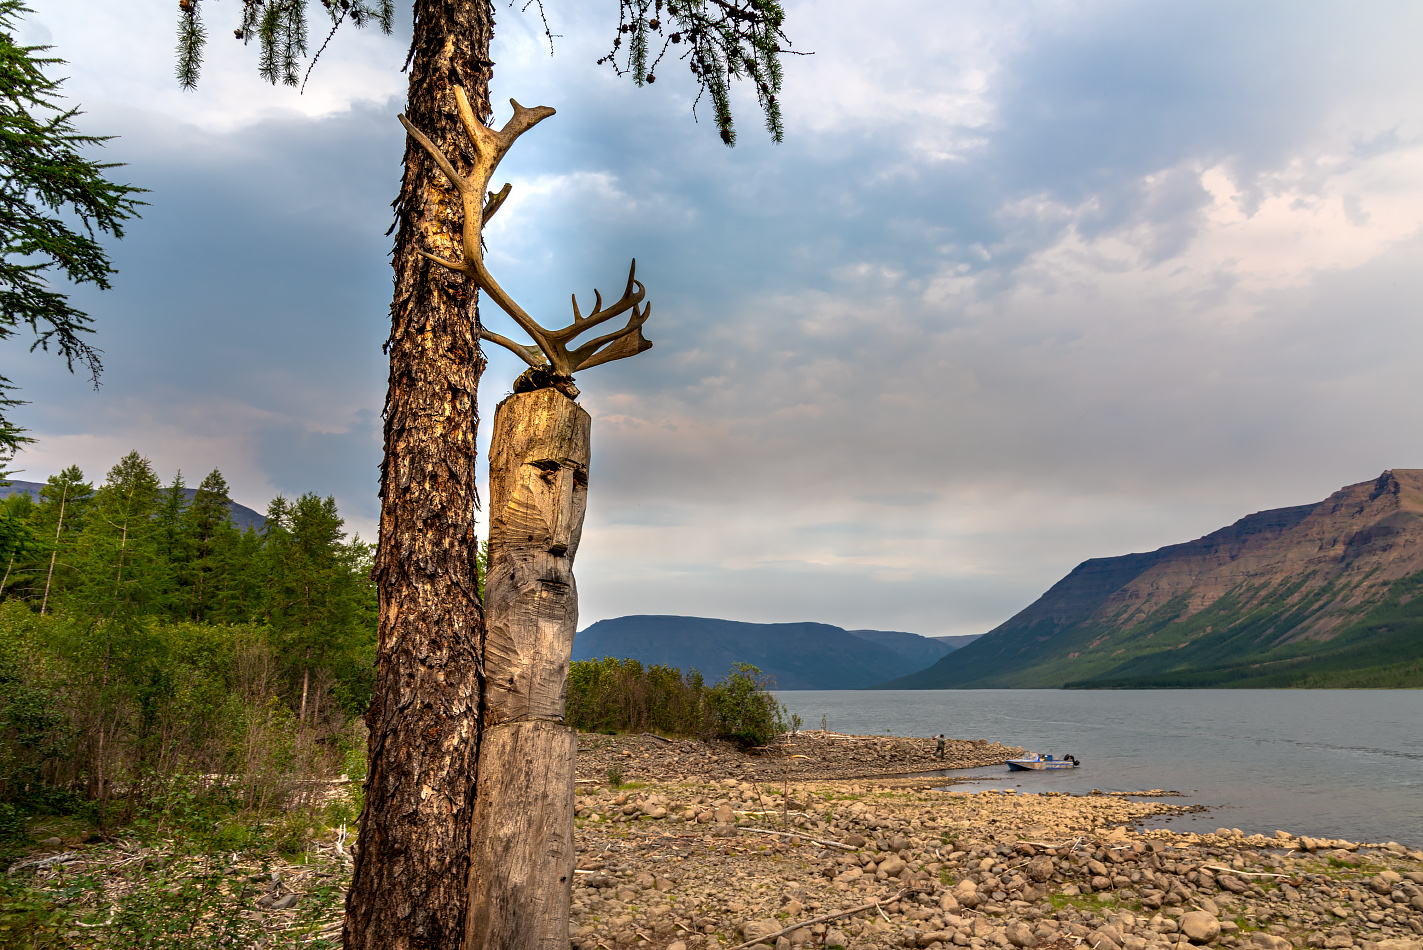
[514,455,588,560]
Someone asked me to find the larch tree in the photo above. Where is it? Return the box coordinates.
[173,2,796,947]
[0,0,145,451]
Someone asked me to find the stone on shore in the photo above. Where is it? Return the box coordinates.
[1180,912,1221,944]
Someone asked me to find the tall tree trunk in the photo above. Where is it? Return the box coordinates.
[467,388,590,949]
[40,483,69,615]
[344,0,494,947]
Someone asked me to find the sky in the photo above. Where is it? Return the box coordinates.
[7,0,1423,637]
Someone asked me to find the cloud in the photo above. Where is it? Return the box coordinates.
[7,0,1423,635]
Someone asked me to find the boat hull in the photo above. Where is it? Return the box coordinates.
[1006,759,1078,771]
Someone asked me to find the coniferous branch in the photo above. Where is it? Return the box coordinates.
[180,0,394,92]
[593,0,802,145]
[0,0,146,449]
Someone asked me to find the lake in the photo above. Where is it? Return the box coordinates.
[775,689,1423,848]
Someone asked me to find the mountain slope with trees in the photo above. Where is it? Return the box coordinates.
[573,615,953,689]
[883,470,1423,689]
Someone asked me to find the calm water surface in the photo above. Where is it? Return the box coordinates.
[776,690,1423,848]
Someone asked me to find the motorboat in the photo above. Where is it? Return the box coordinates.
[1006,752,1079,771]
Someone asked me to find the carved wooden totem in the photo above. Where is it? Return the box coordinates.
[399,89,651,949]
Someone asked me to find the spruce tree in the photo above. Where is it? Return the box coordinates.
[183,468,239,622]
[0,1,145,448]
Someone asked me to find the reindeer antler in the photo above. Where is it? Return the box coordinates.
[399,88,653,390]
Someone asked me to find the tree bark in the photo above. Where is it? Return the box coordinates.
[466,388,590,950]
[343,1,495,947]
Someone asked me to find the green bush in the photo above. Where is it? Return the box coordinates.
[566,656,790,746]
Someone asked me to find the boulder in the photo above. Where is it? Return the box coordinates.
[1088,930,1122,950]
[739,920,781,943]
[1218,874,1249,894]
[881,855,907,877]
[1250,934,1290,950]
[714,804,736,824]
[1006,922,1038,948]
[1179,912,1220,944]
[1027,856,1055,883]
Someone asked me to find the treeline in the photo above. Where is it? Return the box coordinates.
[0,451,376,843]
[566,657,796,747]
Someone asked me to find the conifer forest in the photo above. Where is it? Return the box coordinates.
[0,451,379,850]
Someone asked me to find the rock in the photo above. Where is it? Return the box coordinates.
[825,929,848,948]
[271,893,300,910]
[1027,856,1054,883]
[740,920,781,943]
[835,866,863,883]
[881,855,907,877]
[1180,912,1221,944]
[39,837,61,849]
[1218,875,1249,895]
[668,943,688,950]
[1006,922,1038,947]
[1198,900,1220,916]
[845,834,867,847]
[714,804,736,824]
[1250,934,1289,950]
[1322,936,1352,949]
[1089,929,1122,950]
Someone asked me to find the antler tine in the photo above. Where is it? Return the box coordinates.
[567,299,652,370]
[478,327,546,369]
[398,114,470,196]
[551,260,644,343]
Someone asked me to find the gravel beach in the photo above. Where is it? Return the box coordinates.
[568,732,1423,950]
[8,730,1422,950]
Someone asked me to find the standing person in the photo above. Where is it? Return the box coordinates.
[936,734,947,759]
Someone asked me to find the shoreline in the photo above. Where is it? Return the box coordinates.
[567,733,1423,950]
[6,731,1421,949]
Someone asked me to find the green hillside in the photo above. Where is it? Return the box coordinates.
[879,470,1423,689]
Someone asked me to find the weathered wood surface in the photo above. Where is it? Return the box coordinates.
[466,387,590,949]
[465,721,577,950]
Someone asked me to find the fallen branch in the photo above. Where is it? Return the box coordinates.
[1199,864,1291,879]
[737,827,857,851]
[724,884,932,950]
[639,733,674,745]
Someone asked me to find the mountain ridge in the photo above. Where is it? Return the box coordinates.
[881,470,1423,689]
[0,479,267,532]
[572,615,958,689]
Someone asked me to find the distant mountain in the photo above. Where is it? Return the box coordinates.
[880,470,1423,689]
[0,479,267,532]
[930,634,983,652]
[845,629,955,670]
[572,615,953,689]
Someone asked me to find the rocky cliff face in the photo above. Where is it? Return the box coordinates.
[884,470,1423,689]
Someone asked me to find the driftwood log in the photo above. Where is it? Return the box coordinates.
[466,388,590,949]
